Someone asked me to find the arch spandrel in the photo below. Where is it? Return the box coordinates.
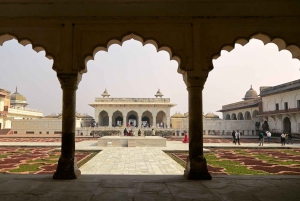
[0,24,64,72]
[201,20,300,71]
[73,24,192,74]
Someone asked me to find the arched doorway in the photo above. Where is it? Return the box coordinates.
[142,111,153,127]
[252,110,258,119]
[238,112,244,120]
[225,114,231,120]
[283,117,291,133]
[112,111,123,126]
[231,113,237,120]
[99,111,109,126]
[244,111,251,120]
[126,111,138,127]
[156,111,167,127]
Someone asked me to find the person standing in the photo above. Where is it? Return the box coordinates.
[235,131,240,145]
[138,129,141,136]
[258,131,264,146]
[231,130,236,144]
[123,128,128,136]
[151,129,155,136]
[266,131,272,143]
[281,132,286,146]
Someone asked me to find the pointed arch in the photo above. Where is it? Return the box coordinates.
[212,33,300,63]
[83,33,183,74]
[0,34,55,66]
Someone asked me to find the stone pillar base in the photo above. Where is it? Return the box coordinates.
[53,156,81,180]
[184,156,212,180]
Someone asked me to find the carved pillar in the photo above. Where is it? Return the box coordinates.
[184,75,211,180]
[53,73,81,180]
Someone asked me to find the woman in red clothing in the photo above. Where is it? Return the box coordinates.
[182,132,189,143]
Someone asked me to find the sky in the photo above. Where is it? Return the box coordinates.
[0,38,299,119]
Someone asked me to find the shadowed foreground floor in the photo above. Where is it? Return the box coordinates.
[0,174,299,201]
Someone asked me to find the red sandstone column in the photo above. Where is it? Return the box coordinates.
[53,73,81,179]
[184,76,211,180]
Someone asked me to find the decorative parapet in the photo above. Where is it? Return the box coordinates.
[258,107,300,116]
[8,108,43,117]
[94,98,171,103]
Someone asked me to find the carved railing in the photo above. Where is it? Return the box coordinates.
[258,108,300,115]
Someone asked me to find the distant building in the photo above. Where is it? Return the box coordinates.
[258,79,300,134]
[0,87,43,130]
[89,89,175,128]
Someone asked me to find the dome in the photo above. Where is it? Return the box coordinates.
[10,87,27,102]
[243,85,258,100]
[171,112,185,118]
[205,112,219,119]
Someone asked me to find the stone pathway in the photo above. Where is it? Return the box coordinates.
[80,147,184,175]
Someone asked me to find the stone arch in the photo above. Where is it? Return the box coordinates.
[283,117,291,133]
[225,114,231,120]
[83,33,184,74]
[126,110,138,127]
[252,110,259,119]
[142,110,153,127]
[112,110,123,126]
[99,110,109,126]
[244,111,252,120]
[231,113,237,120]
[212,33,300,62]
[238,112,244,120]
[0,34,55,68]
[156,111,167,127]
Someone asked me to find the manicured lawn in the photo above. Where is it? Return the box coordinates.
[167,148,300,175]
[0,147,99,174]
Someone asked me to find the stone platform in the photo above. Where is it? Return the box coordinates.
[98,136,166,147]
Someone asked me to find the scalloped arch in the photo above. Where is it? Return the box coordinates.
[0,34,54,61]
[83,33,183,74]
[212,33,300,62]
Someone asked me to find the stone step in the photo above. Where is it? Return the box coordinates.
[128,140,136,147]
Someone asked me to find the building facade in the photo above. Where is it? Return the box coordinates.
[0,87,43,130]
[258,79,300,135]
[89,89,175,128]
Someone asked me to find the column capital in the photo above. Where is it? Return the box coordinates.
[57,72,82,89]
[183,72,208,89]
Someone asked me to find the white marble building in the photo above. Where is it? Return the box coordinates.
[258,79,300,134]
[0,87,43,130]
[89,89,175,128]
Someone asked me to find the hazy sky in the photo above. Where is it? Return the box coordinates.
[0,38,299,119]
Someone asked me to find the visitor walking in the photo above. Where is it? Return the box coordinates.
[123,128,128,136]
[266,131,271,143]
[138,129,141,136]
[235,131,240,145]
[258,131,264,146]
[152,129,155,136]
[182,132,189,143]
[231,130,236,144]
[281,132,286,146]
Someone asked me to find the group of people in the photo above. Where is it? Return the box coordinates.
[280,132,293,146]
[123,128,142,136]
[231,130,242,145]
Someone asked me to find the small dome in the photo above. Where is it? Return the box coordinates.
[205,112,219,119]
[171,112,185,118]
[10,87,26,103]
[243,85,258,100]
[101,89,110,98]
[155,89,164,98]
